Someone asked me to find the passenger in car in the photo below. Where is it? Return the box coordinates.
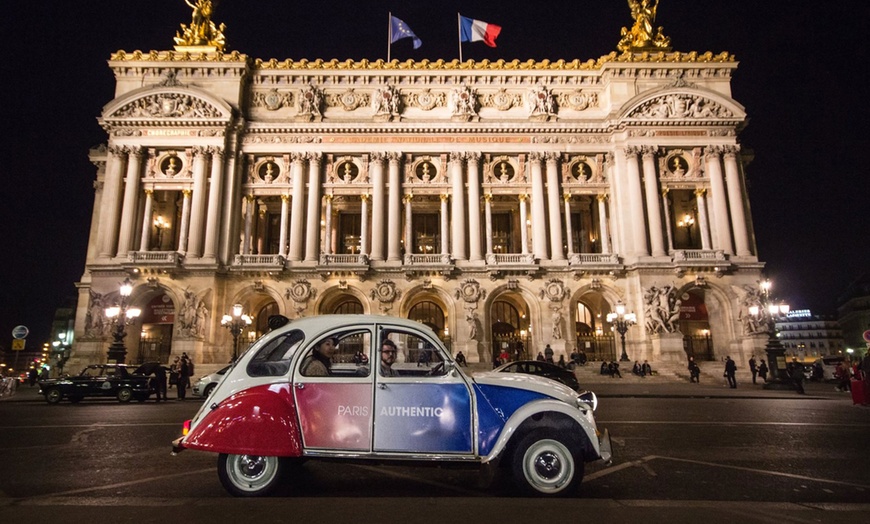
[380,339,399,377]
[301,337,337,376]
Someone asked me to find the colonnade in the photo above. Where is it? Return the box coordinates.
[93,144,753,267]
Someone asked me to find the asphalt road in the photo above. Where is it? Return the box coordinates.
[1,385,868,523]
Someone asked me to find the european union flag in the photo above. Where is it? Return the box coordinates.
[390,15,422,49]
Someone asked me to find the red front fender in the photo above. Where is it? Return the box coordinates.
[183,383,303,457]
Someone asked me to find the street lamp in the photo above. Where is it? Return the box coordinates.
[222,304,252,362]
[607,301,637,362]
[677,213,695,243]
[51,332,71,375]
[104,277,141,364]
[748,279,791,388]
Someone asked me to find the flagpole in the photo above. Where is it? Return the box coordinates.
[388,12,392,62]
[457,12,463,62]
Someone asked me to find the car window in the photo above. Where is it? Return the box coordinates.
[300,330,371,378]
[381,329,449,378]
[247,330,305,377]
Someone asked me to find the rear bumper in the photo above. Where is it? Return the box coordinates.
[171,436,186,455]
[597,427,613,464]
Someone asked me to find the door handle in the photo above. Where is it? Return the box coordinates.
[295,382,305,389]
[378,383,387,390]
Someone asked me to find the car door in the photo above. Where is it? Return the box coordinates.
[293,327,374,452]
[372,325,474,455]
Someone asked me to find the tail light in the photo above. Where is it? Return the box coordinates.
[182,419,191,436]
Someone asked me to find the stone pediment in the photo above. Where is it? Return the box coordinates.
[622,88,745,124]
[101,87,233,127]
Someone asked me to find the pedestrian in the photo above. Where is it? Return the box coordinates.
[176,355,191,400]
[642,360,653,377]
[787,358,805,394]
[688,357,699,383]
[169,356,180,389]
[544,344,554,364]
[724,356,737,388]
[758,359,768,383]
[28,368,38,387]
[609,361,622,378]
[536,351,545,362]
[749,355,758,384]
[151,365,168,402]
[454,351,467,367]
[557,355,567,368]
[834,361,851,392]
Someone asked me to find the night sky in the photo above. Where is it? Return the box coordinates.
[1,1,867,348]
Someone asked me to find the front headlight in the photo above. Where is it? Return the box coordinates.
[577,391,598,412]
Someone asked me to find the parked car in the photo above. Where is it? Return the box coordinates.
[813,356,846,381]
[192,365,231,398]
[172,315,611,497]
[495,360,581,392]
[38,363,153,404]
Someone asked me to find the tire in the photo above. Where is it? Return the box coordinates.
[45,388,62,404]
[217,453,284,497]
[117,387,133,403]
[511,430,583,496]
[203,383,216,397]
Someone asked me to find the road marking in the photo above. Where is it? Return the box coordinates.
[24,468,214,499]
[348,464,479,495]
[597,421,870,427]
[584,455,870,490]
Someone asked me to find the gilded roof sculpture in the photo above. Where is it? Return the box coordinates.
[174,0,226,51]
[617,0,671,53]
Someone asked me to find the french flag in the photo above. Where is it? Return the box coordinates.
[459,15,501,47]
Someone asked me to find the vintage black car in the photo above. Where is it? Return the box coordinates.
[38,363,154,404]
[495,360,582,391]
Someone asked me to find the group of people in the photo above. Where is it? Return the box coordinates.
[149,352,194,401]
[631,360,653,377]
[599,360,623,378]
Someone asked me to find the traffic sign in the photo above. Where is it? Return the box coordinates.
[12,325,29,339]
[11,339,26,351]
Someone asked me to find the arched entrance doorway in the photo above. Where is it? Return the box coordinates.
[137,293,175,364]
[490,300,529,362]
[254,302,280,339]
[678,288,714,360]
[574,299,616,361]
[408,300,449,354]
[332,298,363,314]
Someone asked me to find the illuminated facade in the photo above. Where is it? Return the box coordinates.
[69,9,774,369]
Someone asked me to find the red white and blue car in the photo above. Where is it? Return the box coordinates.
[172,315,611,497]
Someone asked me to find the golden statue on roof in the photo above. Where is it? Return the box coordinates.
[617,0,671,53]
[174,0,227,51]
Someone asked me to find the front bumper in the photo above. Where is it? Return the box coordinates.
[597,427,613,464]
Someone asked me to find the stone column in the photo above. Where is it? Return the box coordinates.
[545,154,565,261]
[98,146,127,258]
[705,147,734,254]
[278,194,290,257]
[624,147,649,257]
[178,189,192,254]
[404,194,414,254]
[139,189,154,252]
[322,194,332,256]
[242,195,254,255]
[641,148,666,256]
[369,153,386,261]
[695,188,712,250]
[723,146,751,256]
[304,153,322,262]
[661,189,674,252]
[529,153,548,259]
[519,194,530,255]
[597,194,611,255]
[202,148,225,260]
[360,194,369,256]
[449,152,467,260]
[603,154,620,254]
[116,147,143,257]
[466,153,483,262]
[387,154,403,261]
[563,194,574,258]
[187,147,209,257]
[288,153,306,261]
[484,193,494,255]
[219,145,241,266]
[440,194,450,256]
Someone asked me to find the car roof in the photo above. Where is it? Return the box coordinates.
[272,315,439,338]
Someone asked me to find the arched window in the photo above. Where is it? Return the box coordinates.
[408,301,445,334]
[255,302,280,337]
[333,299,363,315]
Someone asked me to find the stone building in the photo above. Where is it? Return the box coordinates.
[69,7,773,370]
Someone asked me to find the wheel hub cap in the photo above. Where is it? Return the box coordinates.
[534,451,562,480]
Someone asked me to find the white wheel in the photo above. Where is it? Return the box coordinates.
[218,454,283,497]
[512,431,582,496]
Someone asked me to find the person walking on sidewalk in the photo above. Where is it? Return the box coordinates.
[787,358,805,394]
[749,355,758,385]
[758,359,769,383]
[688,357,700,383]
[724,356,737,388]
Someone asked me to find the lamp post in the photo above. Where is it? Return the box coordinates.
[677,213,695,243]
[104,277,141,364]
[222,304,252,362]
[607,301,637,362]
[51,332,71,376]
[748,279,791,389]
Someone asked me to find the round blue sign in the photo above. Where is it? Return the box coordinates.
[12,325,29,339]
